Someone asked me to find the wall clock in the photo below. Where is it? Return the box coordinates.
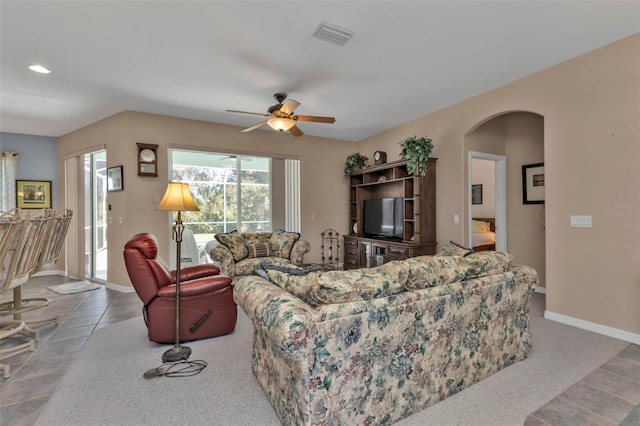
[137,143,158,177]
[374,150,387,165]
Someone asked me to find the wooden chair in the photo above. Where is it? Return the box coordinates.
[0,209,57,329]
[0,211,36,378]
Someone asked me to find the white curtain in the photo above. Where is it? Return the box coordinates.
[285,159,301,232]
[0,152,19,211]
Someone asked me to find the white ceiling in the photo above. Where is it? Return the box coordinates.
[1,1,638,142]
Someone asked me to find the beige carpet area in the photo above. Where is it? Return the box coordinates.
[33,293,634,425]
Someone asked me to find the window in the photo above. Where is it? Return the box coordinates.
[171,150,272,246]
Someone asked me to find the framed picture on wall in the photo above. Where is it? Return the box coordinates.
[107,166,124,192]
[471,184,483,205]
[522,163,545,204]
[16,180,52,209]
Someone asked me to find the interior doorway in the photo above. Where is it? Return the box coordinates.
[468,151,507,251]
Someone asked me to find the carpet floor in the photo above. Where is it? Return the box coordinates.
[32,293,634,425]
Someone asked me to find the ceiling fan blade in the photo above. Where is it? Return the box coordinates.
[241,121,268,132]
[294,115,336,123]
[226,109,270,117]
[289,125,304,137]
[280,99,301,115]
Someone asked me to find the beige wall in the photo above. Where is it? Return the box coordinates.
[59,34,639,338]
[471,159,495,218]
[505,113,545,286]
[58,111,356,288]
[356,34,639,336]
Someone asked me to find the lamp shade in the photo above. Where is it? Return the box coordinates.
[267,117,295,132]
[156,182,200,212]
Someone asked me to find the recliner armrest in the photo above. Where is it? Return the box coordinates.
[157,275,232,298]
[171,264,220,282]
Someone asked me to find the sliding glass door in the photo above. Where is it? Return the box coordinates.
[171,150,271,244]
[83,150,107,282]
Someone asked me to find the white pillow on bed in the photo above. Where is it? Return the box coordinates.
[472,220,491,233]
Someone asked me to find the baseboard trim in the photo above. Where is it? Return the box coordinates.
[33,269,65,277]
[105,282,135,293]
[544,310,640,345]
[534,286,546,294]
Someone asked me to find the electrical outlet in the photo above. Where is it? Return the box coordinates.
[570,215,592,228]
[453,214,459,224]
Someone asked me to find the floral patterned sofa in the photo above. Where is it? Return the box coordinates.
[207,229,310,278]
[233,249,537,425]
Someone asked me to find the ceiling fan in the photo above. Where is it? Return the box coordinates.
[226,93,335,137]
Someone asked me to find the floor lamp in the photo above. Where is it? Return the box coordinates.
[156,182,200,363]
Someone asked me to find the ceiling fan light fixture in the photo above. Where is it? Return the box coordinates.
[267,117,294,132]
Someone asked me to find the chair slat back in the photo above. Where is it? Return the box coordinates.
[1,210,52,291]
[36,209,73,271]
[0,212,20,294]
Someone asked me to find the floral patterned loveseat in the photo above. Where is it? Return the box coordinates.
[208,229,310,278]
[233,250,537,425]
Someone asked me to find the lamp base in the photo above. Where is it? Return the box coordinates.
[162,345,191,363]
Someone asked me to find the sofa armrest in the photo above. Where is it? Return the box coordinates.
[208,245,236,277]
[289,238,310,265]
[234,276,314,360]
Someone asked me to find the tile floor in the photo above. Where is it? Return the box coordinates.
[0,274,142,426]
[525,343,640,425]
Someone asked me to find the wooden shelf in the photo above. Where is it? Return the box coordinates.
[346,158,437,269]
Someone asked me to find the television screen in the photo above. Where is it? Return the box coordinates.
[363,197,403,238]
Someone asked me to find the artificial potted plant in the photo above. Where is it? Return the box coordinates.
[399,135,434,176]
[344,153,368,178]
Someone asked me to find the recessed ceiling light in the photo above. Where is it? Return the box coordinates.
[29,64,51,74]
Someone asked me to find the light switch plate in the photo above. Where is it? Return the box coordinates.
[570,215,592,228]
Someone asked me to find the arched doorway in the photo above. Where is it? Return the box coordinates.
[464,111,546,289]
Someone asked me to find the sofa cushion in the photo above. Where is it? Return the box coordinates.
[405,255,469,290]
[435,240,473,257]
[270,229,301,259]
[246,242,273,258]
[307,261,409,306]
[214,230,249,262]
[265,269,323,301]
[464,251,513,279]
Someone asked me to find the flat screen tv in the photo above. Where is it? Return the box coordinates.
[363,197,403,239]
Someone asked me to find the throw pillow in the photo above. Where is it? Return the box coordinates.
[246,242,272,258]
[435,240,473,257]
[405,256,469,290]
[308,261,409,307]
[464,251,513,279]
[472,220,491,233]
[269,229,301,259]
[214,230,249,262]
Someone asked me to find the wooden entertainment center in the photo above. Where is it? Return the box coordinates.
[344,158,437,269]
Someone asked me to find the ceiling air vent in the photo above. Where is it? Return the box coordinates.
[312,21,355,46]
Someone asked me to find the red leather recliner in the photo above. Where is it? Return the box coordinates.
[123,233,236,343]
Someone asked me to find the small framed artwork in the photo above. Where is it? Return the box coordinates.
[107,166,124,192]
[522,163,545,204]
[16,180,51,209]
[471,184,483,205]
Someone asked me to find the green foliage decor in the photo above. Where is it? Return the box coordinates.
[399,135,434,176]
[344,153,368,178]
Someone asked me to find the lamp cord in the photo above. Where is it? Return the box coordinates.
[143,360,207,379]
